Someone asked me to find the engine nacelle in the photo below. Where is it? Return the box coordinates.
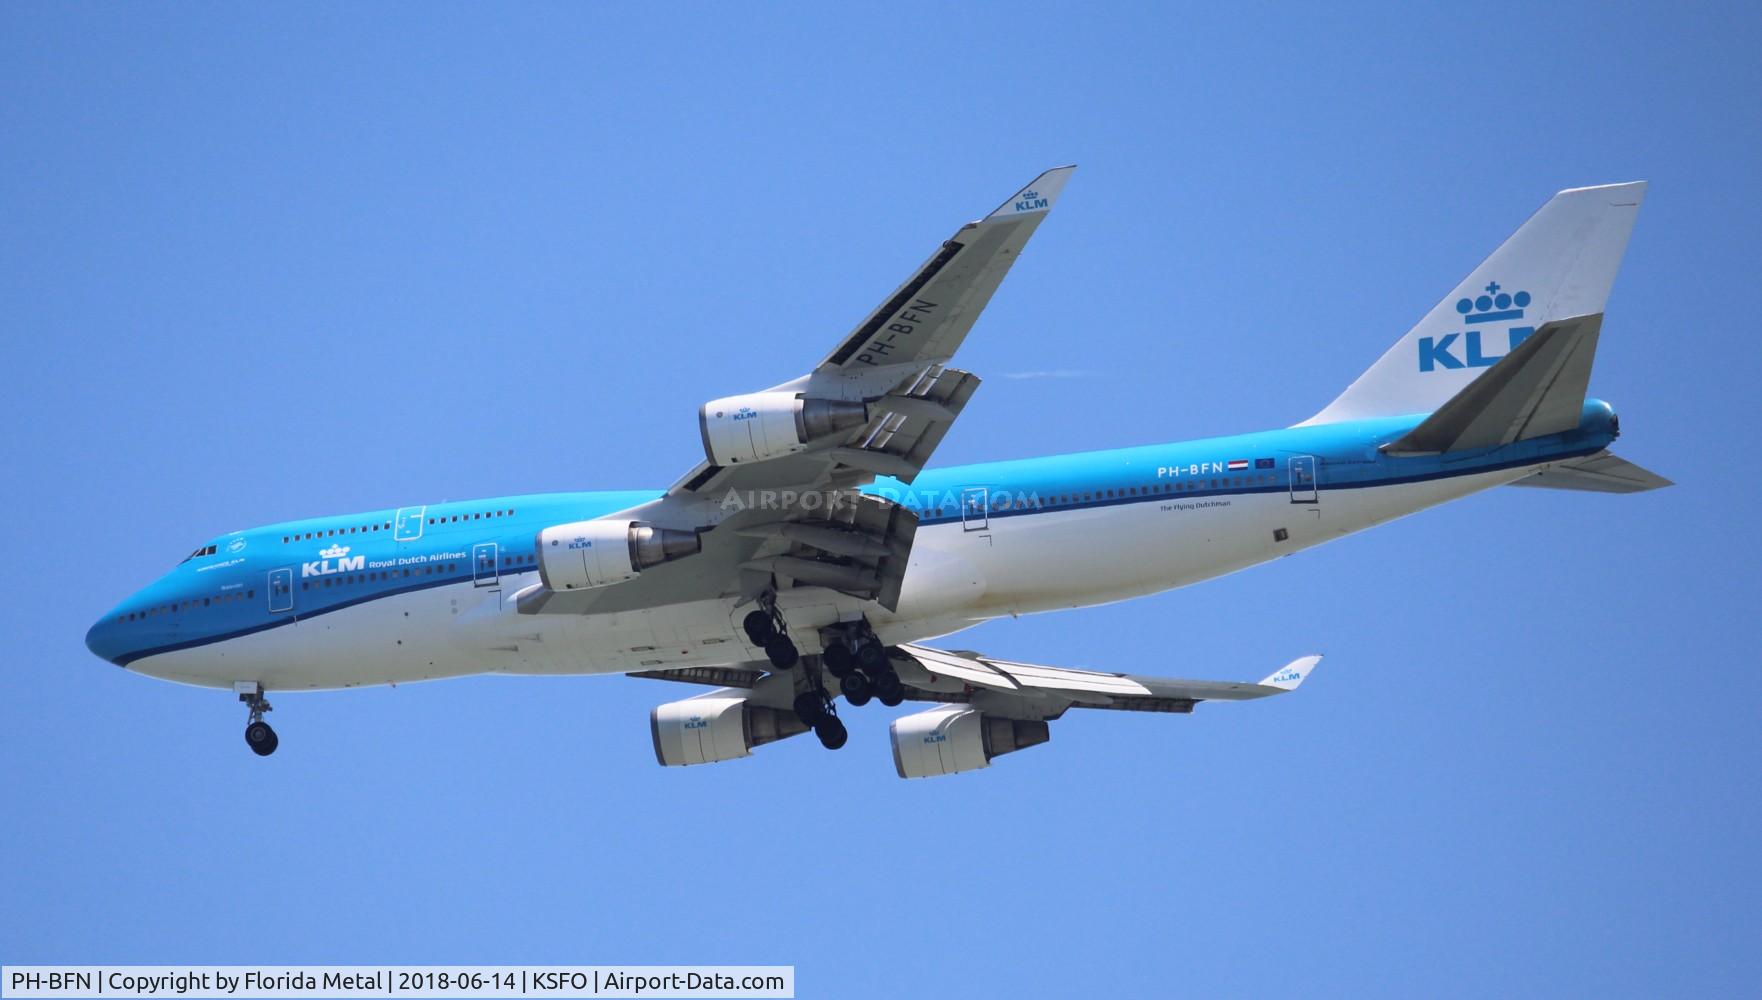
[699,391,868,465]
[536,520,699,591]
[650,694,810,766]
[890,705,1050,779]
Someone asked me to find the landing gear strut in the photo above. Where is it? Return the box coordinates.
[238,684,278,757]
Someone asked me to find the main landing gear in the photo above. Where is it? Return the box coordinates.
[791,622,903,751]
[793,688,849,751]
[746,598,903,753]
[742,592,800,670]
[747,593,846,749]
[239,684,278,757]
[822,625,904,708]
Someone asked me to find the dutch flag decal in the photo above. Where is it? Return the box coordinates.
[1227,459,1249,471]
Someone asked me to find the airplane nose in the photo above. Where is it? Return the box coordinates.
[85,611,129,667]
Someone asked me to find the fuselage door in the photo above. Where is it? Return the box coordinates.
[961,487,990,532]
[268,568,294,613]
[394,506,426,542]
[473,542,500,588]
[1289,455,1319,504]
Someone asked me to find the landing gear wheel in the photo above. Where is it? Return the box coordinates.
[840,672,873,706]
[822,642,854,677]
[874,673,905,707]
[794,691,828,725]
[743,610,776,645]
[764,635,800,670]
[856,642,888,673]
[245,721,278,756]
[813,714,848,750]
[238,684,276,757]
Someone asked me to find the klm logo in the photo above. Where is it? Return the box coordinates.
[567,537,593,550]
[301,544,365,578]
[922,732,947,744]
[1272,669,1301,684]
[1418,282,1536,372]
[731,407,759,422]
[684,715,708,730]
[1013,189,1049,212]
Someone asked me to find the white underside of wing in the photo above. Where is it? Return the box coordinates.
[894,643,1319,706]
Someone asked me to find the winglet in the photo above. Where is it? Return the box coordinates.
[983,165,1077,221]
[1258,655,1322,692]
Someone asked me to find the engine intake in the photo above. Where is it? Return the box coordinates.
[700,391,869,465]
[890,705,1050,779]
[651,694,810,766]
[536,520,699,591]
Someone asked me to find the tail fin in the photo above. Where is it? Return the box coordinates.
[1301,183,1645,426]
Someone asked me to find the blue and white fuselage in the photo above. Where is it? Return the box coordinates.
[84,402,1620,690]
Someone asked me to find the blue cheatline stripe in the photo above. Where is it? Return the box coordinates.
[114,570,524,668]
[909,445,1601,526]
[117,446,1594,667]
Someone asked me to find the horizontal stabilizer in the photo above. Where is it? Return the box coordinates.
[1507,451,1673,493]
[1385,313,1601,455]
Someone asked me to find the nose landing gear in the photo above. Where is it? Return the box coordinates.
[237,683,278,757]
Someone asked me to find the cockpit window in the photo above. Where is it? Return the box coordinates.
[181,544,218,563]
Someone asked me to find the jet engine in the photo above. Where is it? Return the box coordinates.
[536,520,699,591]
[699,392,869,465]
[651,694,811,766]
[890,705,1050,779]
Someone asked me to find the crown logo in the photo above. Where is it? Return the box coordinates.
[320,544,350,559]
[1455,281,1531,325]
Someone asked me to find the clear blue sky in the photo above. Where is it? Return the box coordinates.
[4,4,1758,996]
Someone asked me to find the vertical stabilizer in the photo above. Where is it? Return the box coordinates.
[1301,183,1644,425]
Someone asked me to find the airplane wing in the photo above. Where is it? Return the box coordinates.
[887,644,1322,718]
[519,167,1075,616]
[814,167,1078,381]
[632,646,1322,720]
[671,164,1077,499]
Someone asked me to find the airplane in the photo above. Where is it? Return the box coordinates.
[84,167,1668,777]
